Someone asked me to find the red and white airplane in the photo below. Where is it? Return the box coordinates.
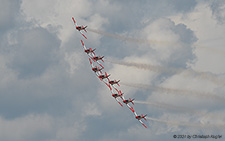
[89,58,103,74]
[81,40,96,55]
[72,17,87,39]
[98,72,110,81]
[104,81,119,92]
[92,56,104,63]
[112,90,124,107]
[112,90,124,99]
[134,113,148,128]
[108,79,120,86]
[104,79,120,91]
[123,98,135,113]
[123,98,135,105]
[91,56,104,68]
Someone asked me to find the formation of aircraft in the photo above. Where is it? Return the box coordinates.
[72,17,148,128]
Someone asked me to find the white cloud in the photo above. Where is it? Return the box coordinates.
[9,27,60,78]
[0,0,20,31]
[0,0,225,140]
[82,103,102,117]
[0,114,53,141]
[0,114,88,141]
[55,120,86,141]
[101,1,225,138]
[170,1,225,74]
[20,0,107,45]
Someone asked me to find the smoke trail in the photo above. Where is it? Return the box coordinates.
[135,101,225,120]
[106,58,179,74]
[121,82,225,103]
[196,45,225,55]
[146,117,225,129]
[135,100,203,114]
[90,29,225,85]
[88,28,174,45]
[106,58,225,86]
[89,28,225,54]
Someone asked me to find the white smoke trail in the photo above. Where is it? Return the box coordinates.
[88,28,225,54]
[106,58,225,87]
[135,100,203,114]
[89,29,225,86]
[106,58,179,73]
[135,101,225,120]
[121,82,225,103]
[89,28,225,54]
[146,117,225,129]
[88,28,174,45]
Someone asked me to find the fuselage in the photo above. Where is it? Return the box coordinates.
[92,67,102,72]
[112,94,121,98]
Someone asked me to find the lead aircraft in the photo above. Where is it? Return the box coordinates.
[72,17,87,39]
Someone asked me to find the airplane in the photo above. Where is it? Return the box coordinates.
[92,56,104,62]
[134,112,148,128]
[108,79,120,87]
[112,90,124,99]
[81,40,96,55]
[104,79,120,91]
[72,17,87,39]
[128,105,135,113]
[123,98,135,105]
[112,90,124,107]
[123,98,135,113]
[90,55,104,69]
[104,81,120,92]
[98,72,110,81]
[89,58,103,74]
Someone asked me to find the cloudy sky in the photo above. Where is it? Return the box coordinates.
[0,0,225,140]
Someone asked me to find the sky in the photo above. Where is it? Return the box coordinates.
[0,0,225,140]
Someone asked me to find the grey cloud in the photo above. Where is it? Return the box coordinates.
[93,0,197,33]
[0,0,21,32]
[210,0,225,24]
[9,27,61,79]
[0,0,224,140]
[168,22,197,68]
[173,23,197,44]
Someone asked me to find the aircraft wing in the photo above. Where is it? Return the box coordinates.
[79,31,87,39]
[111,85,119,93]
[72,17,77,26]
[138,119,147,128]
[134,111,138,116]
[126,104,135,113]
[72,17,87,39]
[96,61,104,69]
[87,53,95,61]
[103,81,112,90]
[114,97,123,107]
[89,58,94,68]
[81,40,87,50]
